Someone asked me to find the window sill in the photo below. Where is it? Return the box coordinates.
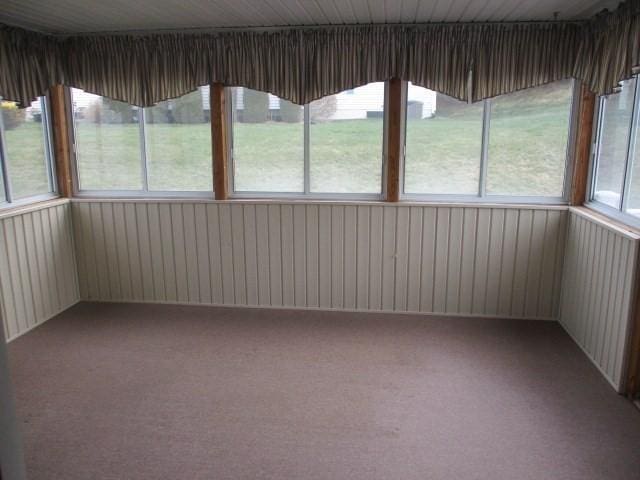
[69,196,569,210]
[579,203,640,239]
[0,195,66,220]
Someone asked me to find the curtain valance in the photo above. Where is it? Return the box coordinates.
[0,0,638,107]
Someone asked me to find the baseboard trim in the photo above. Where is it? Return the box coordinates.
[6,298,81,343]
[558,320,623,393]
[79,297,558,322]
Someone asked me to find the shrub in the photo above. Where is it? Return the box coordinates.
[145,104,171,124]
[172,90,205,124]
[279,99,303,123]
[101,97,138,123]
[310,95,337,122]
[1,101,26,130]
[242,89,269,123]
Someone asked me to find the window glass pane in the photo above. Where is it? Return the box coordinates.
[593,78,637,209]
[309,82,384,193]
[487,79,573,197]
[232,88,304,192]
[625,88,640,217]
[404,84,483,194]
[145,87,212,191]
[72,89,142,190]
[1,97,51,199]
[0,166,4,202]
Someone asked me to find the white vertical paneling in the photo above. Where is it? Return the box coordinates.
[242,204,259,306]
[13,216,35,331]
[459,208,477,314]
[446,207,463,313]
[356,205,370,310]
[147,203,166,301]
[70,200,569,322]
[381,206,396,311]
[305,205,319,308]
[330,205,344,309]
[71,203,89,300]
[1,200,80,341]
[485,209,505,315]
[394,207,410,312]
[497,209,519,317]
[268,205,282,306]
[472,208,491,314]
[539,210,563,319]
[368,206,383,311]
[511,209,533,318]
[206,204,224,305]
[230,204,247,305]
[433,207,450,313]
[169,203,188,303]
[218,204,235,305]
[280,205,295,307]
[158,204,177,302]
[256,204,271,306]
[406,207,423,312]
[559,208,639,392]
[419,207,437,313]
[194,204,211,304]
[113,203,133,300]
[524,210,547,317]
[293,204,306,307]
[343,206,357,309]
[136,203,156,301]
[124,203,144,302]
[101,202,119,300]
[182,204,200,303]
[318,205,332,309]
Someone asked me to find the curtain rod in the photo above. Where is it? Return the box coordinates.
[8,18,595,38]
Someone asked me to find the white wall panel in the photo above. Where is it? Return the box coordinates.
[72,200,567,320]
[1,200,79,341]
[559,208,639,392]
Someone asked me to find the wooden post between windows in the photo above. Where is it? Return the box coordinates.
[211,83,229,200]
[49,85,73,197]
[570,84,596,206]
[386,78,402,202]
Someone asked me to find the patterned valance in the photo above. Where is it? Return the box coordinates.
[0,0,638,107]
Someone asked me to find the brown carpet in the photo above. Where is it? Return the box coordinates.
[7,302,640,480]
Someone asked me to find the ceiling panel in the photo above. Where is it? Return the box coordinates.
[0,0,617,34]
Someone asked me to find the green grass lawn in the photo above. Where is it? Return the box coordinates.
[4,103,583,199]
[2,121,51,199]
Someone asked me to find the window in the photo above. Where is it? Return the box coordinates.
[309,85,384,193]
[404,84,483,194]
[230,83,386,197]
[0,96,56,205]
[72,87,212,194]
[402,80,575,201]
[487,80,573,197]
[231,88,304,192]
[590,76,640,222]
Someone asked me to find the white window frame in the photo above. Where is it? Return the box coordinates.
[70,87,214,199]
[0,96,58,209]
[587,74,640,228]
[226,84,388,201]
[400,80,579,205]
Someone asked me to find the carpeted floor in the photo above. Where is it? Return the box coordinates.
[7,302,640,480]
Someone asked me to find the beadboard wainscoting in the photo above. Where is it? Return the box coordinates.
[0,200,80,341]
[559,208,640,392]
[71,200,568,319]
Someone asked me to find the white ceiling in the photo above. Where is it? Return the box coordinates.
[0,0,620,34]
